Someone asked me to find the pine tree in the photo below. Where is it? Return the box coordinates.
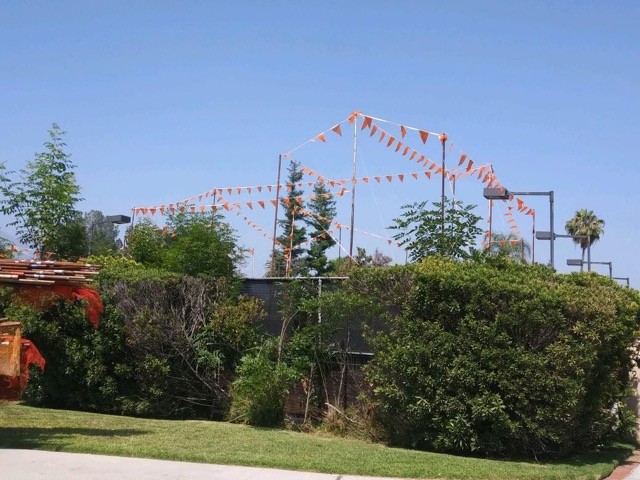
[272,161,308,276]
[305,179,337,275]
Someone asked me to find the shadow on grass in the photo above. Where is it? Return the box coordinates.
[0,427,148,450]
[539,443,636,469]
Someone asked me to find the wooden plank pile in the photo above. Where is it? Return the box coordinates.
[0,259,100,286]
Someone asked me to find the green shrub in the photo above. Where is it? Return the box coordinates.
[365,256,640,457]
[229,341,296,427]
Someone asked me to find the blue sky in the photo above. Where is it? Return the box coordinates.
[0,1,638,282]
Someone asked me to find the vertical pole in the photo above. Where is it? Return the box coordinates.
[608,262,612,279]
[487,165,494,250]
[587,236,591,272]
[531,213,536,264]
[441,135,447,240]
[212,190,217,205]
[338,228,342,259]
[348,115,358,262]
[270,154,283,276]
[549,191,555,270]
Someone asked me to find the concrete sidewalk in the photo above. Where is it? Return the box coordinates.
[0,449,409,480]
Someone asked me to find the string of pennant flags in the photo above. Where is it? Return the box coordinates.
[129,110,546,266]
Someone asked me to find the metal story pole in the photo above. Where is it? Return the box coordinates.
[441,134,447,240]
[270,154,283,276]
[608,262,612,279]
[531,212,536,264]
[587,235,592,272]
[549,190,555,270]
[348,114,358,262]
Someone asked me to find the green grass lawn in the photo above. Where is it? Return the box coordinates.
[0,402,634,479]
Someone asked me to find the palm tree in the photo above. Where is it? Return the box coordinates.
[565,209,605,271]
[488,232,531,264]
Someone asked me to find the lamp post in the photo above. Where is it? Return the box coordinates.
[89,214,131,255]
[484,188,554,268]
[567,259,611,278]
[613,277,630,288]
[536,231,591,271]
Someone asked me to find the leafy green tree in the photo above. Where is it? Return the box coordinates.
[327,247,392,275]
[565,209,605,270]
[488,232,531,264]
[85,210,121,256]
[390,199,482,261]
[305,179,337,275]
[125,218,167,267]
[163,211,240,278]
[54,210,88,260]
[0,124,82,257]
[272,161,307,276]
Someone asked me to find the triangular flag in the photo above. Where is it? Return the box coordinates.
[247,202,253,210]
[375,176,381,183]
[418,155,425,163]
[411,173,419,180]
[386,175,393,182]
[379,130,386,142]
[316,133,326,142]
[159,206,166,215]
[419,130,429,144]
[270,199,277,207]
[435,167,443,174]
[247,187,252,194]
[363,177,370,183]
[190,206,196,213]
[410,151,417,160]
[387,136,395,147]
[429,163,436,170]
[200,205,206,213]
[402,146,410,156]
[227,188,232,195]
[331,124,342,136]
[400,125,407,138]
[395,142,402,152]
[458,154,467,166]
[267,185,273,192]
[370,125,378,137]
[466,160,474,171]
[237,187,242,194]
[362,116,373,129]
[398,174,404,182]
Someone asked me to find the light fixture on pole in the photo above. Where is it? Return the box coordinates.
[485,188,554,268]
[566,259,612,279]
[613,277,630,288]
[536,230,590,271]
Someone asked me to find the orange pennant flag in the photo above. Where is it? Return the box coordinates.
[466,160,474,171]
[363,177,370,183]
[400,125,407,138]
[402,146,410,156]
[409,151,417,161]
[211,205,218,211]
[316,133,326,142]
[379,130,386,142]
[395,142,403,152]
[458,154,467,166]
[310,194,317,201]
[370,125,378,137]
[247,187,252,194]
[386,175,393,182]
[398,174,404,182]
[284,153,291,158]
[418,154,425,164]
[227,188,233,195]
[270,199,277,207]
[267,185,273,192]
[361,116,373,129]
[435,167,443,174]
[198,195,203,202]
[387,136,395,147]
[237,187,242,194]
[296,196,303,203]
[429,163,436,171]
[375,176,381,183]
[411,173,419,180]
[149,208,157,216]
[169,206,176,214]
[419,130,429,144]
[331,124,342,136]
[159,206,166,215]
[200,205,206,213]
[247,202,253,210]
[190,206,196,213]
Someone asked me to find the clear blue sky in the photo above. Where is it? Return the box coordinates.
[1,1,638,282]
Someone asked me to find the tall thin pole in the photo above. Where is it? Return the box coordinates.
[348,115,358,262]
[270,154,283,276]
[441,134,447,239]
[549,190,555,270]
[488,165,494,249]
[608,262,612,279]
[587,236,591,272]
[531,213,536,264]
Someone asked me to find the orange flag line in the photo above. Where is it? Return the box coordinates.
[281,112,354,158]
[357,112,441,141]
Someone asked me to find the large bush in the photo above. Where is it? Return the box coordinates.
[4,258,263,419]
[366,256,640,457]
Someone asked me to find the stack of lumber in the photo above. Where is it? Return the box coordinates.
[0,259,100,286]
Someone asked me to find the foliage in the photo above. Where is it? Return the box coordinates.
[124,218,168,268]
[272,161,308,276]
[488,232,531,264]
[391,199,482,262]
[366,256,640,457]
[125,213,240,278]
[565,209,605,266]
[52,210,89,260]
[0,124,82,256]
[5,259,261,419]
[326,247,392,276]
[85,210,121,256]
[305,179,337,276]
[229,341,297,426]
